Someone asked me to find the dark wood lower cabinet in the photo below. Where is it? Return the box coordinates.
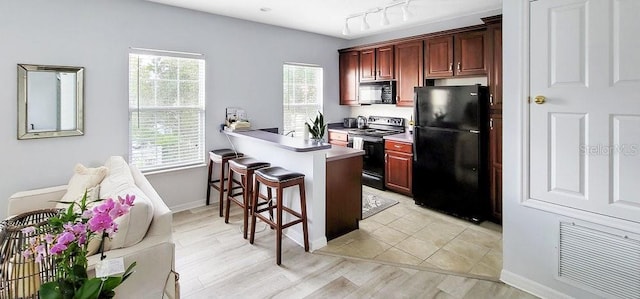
[326,155,362,240]
[384,140,413,196]
[489,114,502,223]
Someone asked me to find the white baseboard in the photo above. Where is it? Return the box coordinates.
[501,270,573,299]
[285,229,327,252]
[169,199,206,213]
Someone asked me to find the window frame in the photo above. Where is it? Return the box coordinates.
[128,49,206,172]
[282,63,324,138]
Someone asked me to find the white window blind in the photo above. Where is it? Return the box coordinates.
[128,52,205,172]
[283,64,323,137]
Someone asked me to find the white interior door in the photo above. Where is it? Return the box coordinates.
[529,0,640,222]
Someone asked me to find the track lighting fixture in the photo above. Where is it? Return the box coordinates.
[342,0,412,36]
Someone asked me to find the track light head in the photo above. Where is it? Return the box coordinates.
[342,19,350,35]
[380,7,390,26]
[401,4,411,21]
[361,13,370,31]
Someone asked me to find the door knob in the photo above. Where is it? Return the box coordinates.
[534,95,546,104]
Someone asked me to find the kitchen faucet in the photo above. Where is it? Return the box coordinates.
[284,130,295,137]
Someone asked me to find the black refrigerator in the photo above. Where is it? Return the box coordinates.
[412,85,489,223]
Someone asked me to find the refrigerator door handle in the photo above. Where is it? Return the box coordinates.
[412,129,418,162]
[469,130,480,134]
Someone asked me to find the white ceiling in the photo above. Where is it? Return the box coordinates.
[146,0,502,40]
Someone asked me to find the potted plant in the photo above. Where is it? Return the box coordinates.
[305,111,326,141]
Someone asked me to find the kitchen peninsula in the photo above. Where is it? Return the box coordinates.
[223,130,365,250]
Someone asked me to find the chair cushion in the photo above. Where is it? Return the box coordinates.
[60,164,108,204]
[228,157,270,170]
[255,167,304,182]
[98,156,154,250]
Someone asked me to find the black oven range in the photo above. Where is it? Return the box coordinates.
[347,116,405,190]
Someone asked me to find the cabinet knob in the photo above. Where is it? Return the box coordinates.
[448,63,453,72]
[490,94,494,105]
[457,62,461,72]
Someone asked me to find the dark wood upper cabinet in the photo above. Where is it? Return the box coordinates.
[395,41,423,107]
[487,23,502,111]
[359,49,376,82]
[455,30,487,76]
[339,51,360,106]
[425,37,454,78]
[360,46,394,82]
[376,45,395,80]
[425,30,487,79]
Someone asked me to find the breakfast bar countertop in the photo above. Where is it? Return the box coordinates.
[224,129,331,152]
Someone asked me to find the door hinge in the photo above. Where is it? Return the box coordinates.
[490,119,494,130]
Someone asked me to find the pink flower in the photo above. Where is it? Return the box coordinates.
[22,249,32,259]
[119,194,136,206]
[44,233,54,244]
[81,209,93,219]
[109,201,130,219]
[21,226,36,235]
[93,198,115,215]
[50,243,67,255]
[57,231,76,245]
[88,213,114,233]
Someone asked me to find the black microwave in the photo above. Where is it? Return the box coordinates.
[359,81,396,105]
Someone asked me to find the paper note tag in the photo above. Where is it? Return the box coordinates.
[95,258,125,278]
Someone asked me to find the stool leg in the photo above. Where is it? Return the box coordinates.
[276,186,283,265]
[299,180,309,252]
[217,160,226,217]
[243,173,250,239]
[267,187,274,223]
[249,178,260,244]
[224,166,234,224]
[206,160,213,206]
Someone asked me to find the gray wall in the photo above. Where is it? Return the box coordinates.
[0,0,348,218]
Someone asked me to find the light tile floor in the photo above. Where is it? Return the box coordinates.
[317,186,503,279]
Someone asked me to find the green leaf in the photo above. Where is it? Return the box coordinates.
[40,282,63,299]
[121,262,137,282]
[100,277,122,292]
[72,264,88,279]
[74,278,102,299]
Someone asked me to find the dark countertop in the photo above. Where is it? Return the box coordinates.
[383,132,414,143]
[224,130,331,152]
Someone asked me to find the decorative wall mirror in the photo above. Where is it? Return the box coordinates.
[17,64,84,139]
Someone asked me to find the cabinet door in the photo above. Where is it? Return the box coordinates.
[339,51,359,106]
[425,36,454,78]
[489,114,502,222]
[488,24,502,111]
[395,41,423,107]
[454,31,487,76]
[376,45,395,80]
[359,49,376,82]
[385,150,413,196]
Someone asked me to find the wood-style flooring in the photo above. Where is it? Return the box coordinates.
[172,204,537,298]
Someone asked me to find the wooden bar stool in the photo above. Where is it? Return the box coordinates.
[249,166,309,265]
[225,157,270,239]
[206,149,244,217]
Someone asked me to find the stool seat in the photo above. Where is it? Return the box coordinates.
[229,157,271,170]
[210,149,240,160]
[207,148,244,216]
[255,167,304,182]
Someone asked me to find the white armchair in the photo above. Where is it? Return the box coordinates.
[8,165,179,299]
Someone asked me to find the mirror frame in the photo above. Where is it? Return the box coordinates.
[17,64,85,140]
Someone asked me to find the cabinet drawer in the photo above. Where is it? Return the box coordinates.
[329,131,348,142]
[385,140,412,153]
